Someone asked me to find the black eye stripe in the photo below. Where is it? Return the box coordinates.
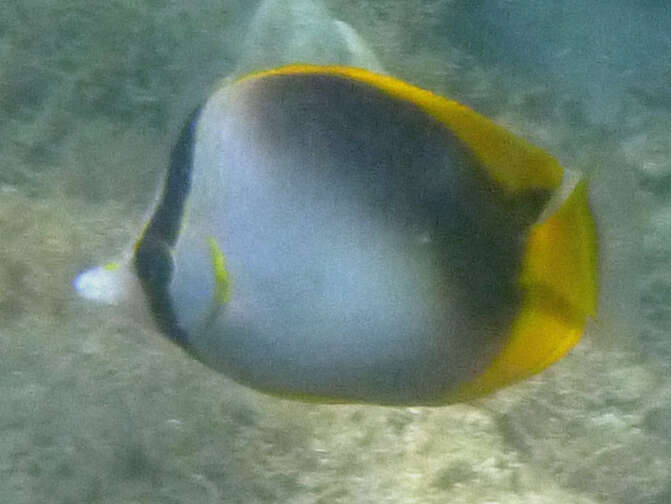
[134,106,201,348]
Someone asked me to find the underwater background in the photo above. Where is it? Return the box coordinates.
[1,0,670,502]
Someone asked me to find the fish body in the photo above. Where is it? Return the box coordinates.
[75,65,597,405]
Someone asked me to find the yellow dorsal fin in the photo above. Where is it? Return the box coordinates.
[236,64,563,195]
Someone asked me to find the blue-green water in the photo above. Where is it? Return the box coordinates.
[1,1,670,502]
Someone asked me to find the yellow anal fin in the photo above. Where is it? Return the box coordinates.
[447,179,598,402]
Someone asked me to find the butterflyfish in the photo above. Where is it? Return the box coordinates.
[74,64,598,405]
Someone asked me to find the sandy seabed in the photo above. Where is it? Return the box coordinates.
[2,1,670,503]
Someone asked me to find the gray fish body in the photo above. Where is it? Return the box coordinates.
[170,73,523,404]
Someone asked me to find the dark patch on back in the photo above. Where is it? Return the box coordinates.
[245,72,553,395]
